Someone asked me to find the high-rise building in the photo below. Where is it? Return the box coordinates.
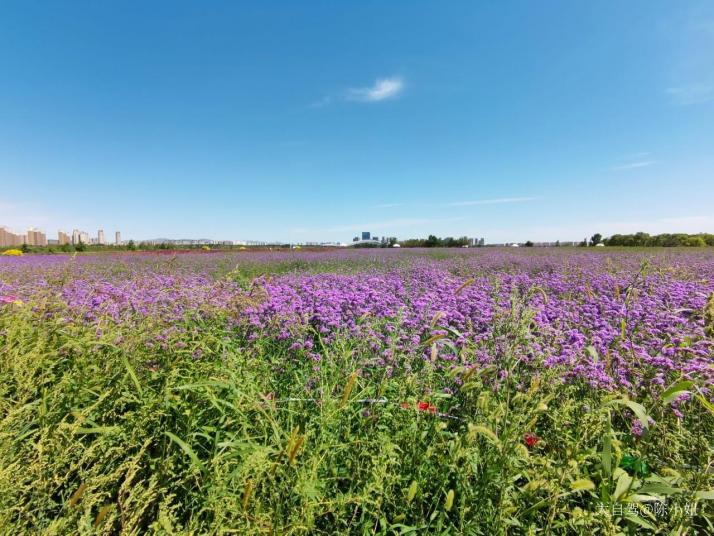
[26,227,47,246]
[97,229,105,245]
[58,231,70,245]
[361,231,371,240]
[115,231,122,245]
[1,226,25,247]
[72,229,90,245]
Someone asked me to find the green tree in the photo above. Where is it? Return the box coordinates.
[684,236,706,247]
[424,235,440,247]
[589,233,602,246]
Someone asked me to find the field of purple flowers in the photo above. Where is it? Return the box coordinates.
[1,248,713,534]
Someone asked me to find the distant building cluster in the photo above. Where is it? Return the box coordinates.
[1,226,48,247]
[350,232,399,246]
[0,225,601,250]
[64,228,121,246]
[0,225,123,247]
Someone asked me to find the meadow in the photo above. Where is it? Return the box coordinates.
[1,248,713,534]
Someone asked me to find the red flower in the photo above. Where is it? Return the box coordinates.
[417,401,437,414]
[524,433,540,448]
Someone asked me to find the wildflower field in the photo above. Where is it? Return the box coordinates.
[1,248,713,534]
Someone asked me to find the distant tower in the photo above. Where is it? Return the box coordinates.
[26,227,47,246]
[361,231,370,240]
[97,229,105,245]
[115,231,122,245]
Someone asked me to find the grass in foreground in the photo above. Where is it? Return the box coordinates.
[1,289,713,535]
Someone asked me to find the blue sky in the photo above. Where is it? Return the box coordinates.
[1,1,713,243]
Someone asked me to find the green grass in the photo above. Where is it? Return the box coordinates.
[1,294,713,534]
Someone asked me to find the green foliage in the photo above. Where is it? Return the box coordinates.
[0,291,712,534]
[703,293,714,339]
[605,232,714,247]
[400,235,471,248]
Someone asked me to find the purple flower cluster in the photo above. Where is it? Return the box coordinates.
[2,249,713,399]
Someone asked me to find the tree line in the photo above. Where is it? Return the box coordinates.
[399,235,481,248]
[603,233,714,247]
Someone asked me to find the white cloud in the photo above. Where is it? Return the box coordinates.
[346,77,404,102]
[309,96,332,108]
[666,84,714,105]
[611,161,656,171]
[448,197,538,207]
[311,76,405,108]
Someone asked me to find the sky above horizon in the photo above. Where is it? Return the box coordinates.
[1,1,713,243]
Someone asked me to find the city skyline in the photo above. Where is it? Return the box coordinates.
[0,225,123,247]
[3,219,714,249]
[2,222,488,247]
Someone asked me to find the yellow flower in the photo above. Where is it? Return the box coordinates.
[2,249,23,256]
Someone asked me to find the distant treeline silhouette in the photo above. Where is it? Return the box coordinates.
[399,235,474,248]
[604,233,714,247]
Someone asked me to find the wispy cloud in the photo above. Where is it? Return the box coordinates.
[447,196,538,207]
[624,152,651,160]
[666,84,714,105]
[309,95,333,109]
[370,197,537,209]
[346,77,404,102]
[611,160,656,171]
[312,76,405,108]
